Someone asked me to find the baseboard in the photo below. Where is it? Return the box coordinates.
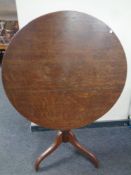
[31,119,130,132]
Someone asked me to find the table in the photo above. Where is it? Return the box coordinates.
[0,44,8,50]
[2,11,127,171]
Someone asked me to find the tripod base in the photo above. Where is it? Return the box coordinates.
[35,130,99,171]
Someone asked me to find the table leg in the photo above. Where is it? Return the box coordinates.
[34,130,99,171]
[35,131,63,171]
[68,130,99,168]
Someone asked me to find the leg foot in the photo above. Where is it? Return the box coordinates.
[35,131,63,171]
[68,131,99,168]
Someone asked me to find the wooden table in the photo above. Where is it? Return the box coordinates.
[2,11,127,172]
[0,44,8,50]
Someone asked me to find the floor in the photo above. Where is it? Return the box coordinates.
[0,68,131,175]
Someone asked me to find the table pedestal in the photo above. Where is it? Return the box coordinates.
[35,130,99,171]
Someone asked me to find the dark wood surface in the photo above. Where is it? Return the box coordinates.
[2,11,127,130]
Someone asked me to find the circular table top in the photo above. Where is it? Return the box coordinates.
[2,11,127,130]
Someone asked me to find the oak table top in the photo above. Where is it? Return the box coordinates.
[2,11,127,130]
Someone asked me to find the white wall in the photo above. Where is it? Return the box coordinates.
[15,0,131,121]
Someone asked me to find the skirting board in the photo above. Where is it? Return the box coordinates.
[31,119,130,132]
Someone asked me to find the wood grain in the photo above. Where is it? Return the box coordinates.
[2,11,127,129]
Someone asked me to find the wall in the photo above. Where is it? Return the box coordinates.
[15,0,131,121]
